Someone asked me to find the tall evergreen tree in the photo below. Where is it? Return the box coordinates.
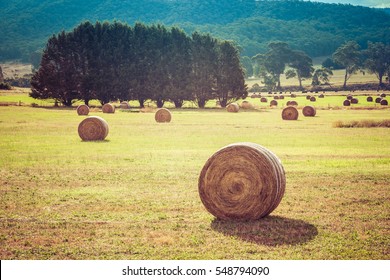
[215,40,247,107]
[189,32,218,108]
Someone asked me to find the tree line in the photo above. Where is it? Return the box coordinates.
[244,40,390,90]
[30,21,247,107]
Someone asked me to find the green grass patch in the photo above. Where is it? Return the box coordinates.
[0,105,389,260]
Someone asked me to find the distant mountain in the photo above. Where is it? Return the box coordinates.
[1,0,389,61]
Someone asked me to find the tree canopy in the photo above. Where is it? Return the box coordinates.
[30,21,247,107]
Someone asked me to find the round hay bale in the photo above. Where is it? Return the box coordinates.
[347,95,353,100]
[367,96,373,102]
[343,100,351,106]
[290,93,296,98]
[302,105,316,117]
[289,100,298,107]
[319,94,324,98]
[198,142,286,220]
[310,96,316,102]
[270,100,278,106]
[240,101,253,109]
[380,99,388,106]
[226,103,239,112]
[78,116,109,141]
[120,101,130,109]
[260,97,268,103]
[380,93,386,98]
[306,95,311,100]
[375,97,382,103]
[76,104,89,116]
[351,98,358,104]
[274,96,280,100]
[102,103,115,113]
[279,95,285,100]
[155,108,172,122]
[282,106,299,120]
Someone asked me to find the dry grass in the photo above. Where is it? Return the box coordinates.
[333,119,390,128]
[0,97,389,260]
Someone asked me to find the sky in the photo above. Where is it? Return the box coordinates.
[314,0,390,8]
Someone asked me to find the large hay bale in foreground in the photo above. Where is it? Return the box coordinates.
[76,104,89,116]
[302,105,316,117]
[155,108,172,122]
[102,103,115,113]
[78,116,109,141]
[282,106,299,120]
[226,103,239,112]
[198,142,286,220]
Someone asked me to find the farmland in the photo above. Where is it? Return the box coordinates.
[0,90,389,259]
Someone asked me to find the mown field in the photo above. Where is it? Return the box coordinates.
[0,90,389,259]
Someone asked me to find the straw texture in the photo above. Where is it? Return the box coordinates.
[226,103,239,112]
[78,116,109,141]
[102,103,115,113]
[76,104,89,116]
[282,106,299,120]
[302,105,316,117]
[198,142,286,220]
[155,108,172,122]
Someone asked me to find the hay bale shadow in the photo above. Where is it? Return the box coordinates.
[211,215,318,246]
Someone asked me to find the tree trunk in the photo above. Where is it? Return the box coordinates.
[173,100,183,108]
[197,98,206,109]
[138,98,145,108]
[156,99,164,108]
[343,69,348,88]
[379,74,383,86]
[277,74,281,89]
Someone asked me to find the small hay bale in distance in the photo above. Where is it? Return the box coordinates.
[76,104,89,116]
[347,95,353,100]
[310,96,316,102]
[380,99,388,106]
[102,103,115,113]
[380,93,386,98]
[343,100,351,106]
[240,100,253,109]
[282,106,299,120]
[306,95,311,100]
[290,93,296,98]
[120,101,130,109]
[260,97,268,103]
[287,100,298,107]
[367,96,373,102]
[302,105,316,117]
[319,94,325,98]
[198,142,286,221]
[78,116,109,141]
[155,108,172,122]
[375,97,382,103]
[270,100,278,106]
[351,98,359,104]
[226,103,239,112]
[274,96,279,100]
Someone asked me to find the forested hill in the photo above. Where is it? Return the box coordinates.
[1,0,390,61]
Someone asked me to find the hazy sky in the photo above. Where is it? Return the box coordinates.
[314,0,390,8]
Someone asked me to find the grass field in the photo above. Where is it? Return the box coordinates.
[0,99,389,259]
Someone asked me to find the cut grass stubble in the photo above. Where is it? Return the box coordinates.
[0,106,389,260]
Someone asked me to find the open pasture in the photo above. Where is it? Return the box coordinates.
[0,104,389,260]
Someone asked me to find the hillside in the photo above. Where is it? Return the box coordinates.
[1,0,390,61]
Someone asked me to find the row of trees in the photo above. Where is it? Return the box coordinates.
[30,21,247,107]
[246,41,390,90]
